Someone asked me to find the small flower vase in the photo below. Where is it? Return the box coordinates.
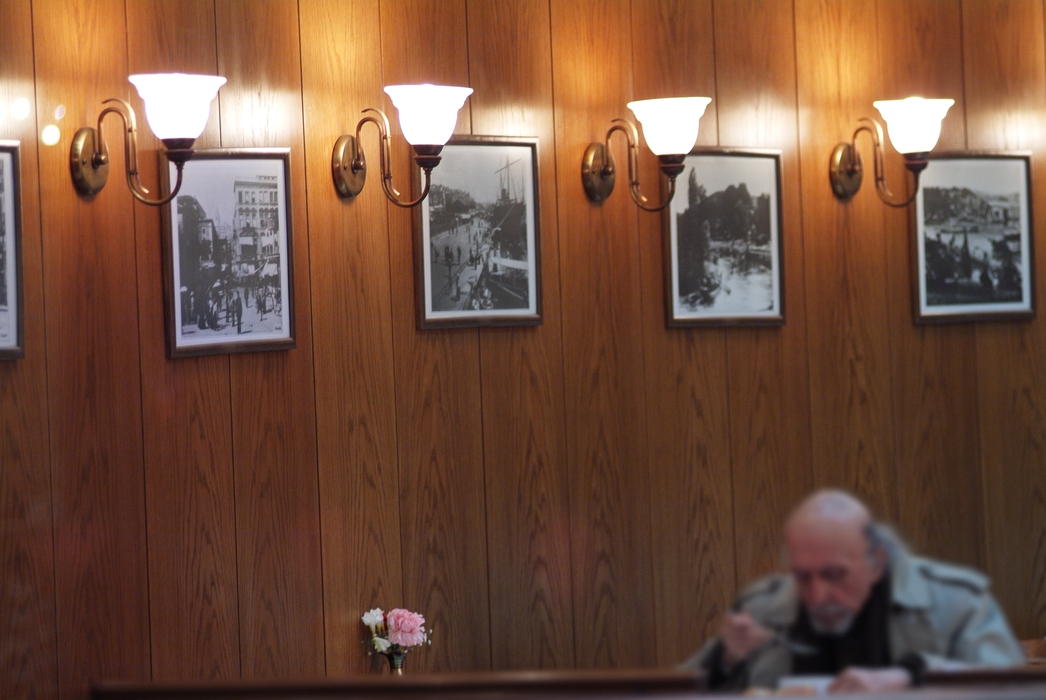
[381,649,408,675]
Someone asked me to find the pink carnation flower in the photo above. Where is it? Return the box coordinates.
[386,608,426,647]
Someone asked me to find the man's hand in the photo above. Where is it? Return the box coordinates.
[719,612,773,667]
[828,667,912,693]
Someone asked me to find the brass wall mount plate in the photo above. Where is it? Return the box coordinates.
[829,142,863,199]
[582,142,616,203]
[70,127,109,196]
[332,134,367,198]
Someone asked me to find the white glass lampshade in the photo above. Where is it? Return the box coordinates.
[626,96,712,156]
[383,84,473,146]
[128,73,226,140]
[873,97,954,154]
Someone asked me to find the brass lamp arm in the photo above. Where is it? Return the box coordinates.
[71,98,186,206]
[581,118,681,211]
[97,99,186,206]
[333,108,432,208]
[606,119,675,212]
[830,117,921,208]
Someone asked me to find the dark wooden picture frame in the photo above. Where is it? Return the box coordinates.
[414,135,542,329]
[160,148,295,358]
[0,140,24,360]
[913,151,1035,323]
[663,147,785,327]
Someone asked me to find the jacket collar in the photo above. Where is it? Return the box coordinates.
[889,551,931,610]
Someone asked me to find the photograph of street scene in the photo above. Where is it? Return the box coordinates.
[419,140,539,325]
[168,154,292,351]
[0,151,16,351]
[917,157,1031,317]
[668,153,781,323]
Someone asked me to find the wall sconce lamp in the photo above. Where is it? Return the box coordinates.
[582,96,711,212]
[332,84,473,207]
[829,97,954,207]
[70,73,226,206]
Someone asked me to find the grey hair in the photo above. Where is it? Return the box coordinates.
[863,521,908,565]
[780,519,909,567]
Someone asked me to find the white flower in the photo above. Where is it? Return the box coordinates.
[371,636,392,652]
[362,608,384,633]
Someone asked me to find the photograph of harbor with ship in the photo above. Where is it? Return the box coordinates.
[916,157,1032,317]
[419,140,539,326]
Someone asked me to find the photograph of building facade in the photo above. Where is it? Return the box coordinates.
[176,172,285,339]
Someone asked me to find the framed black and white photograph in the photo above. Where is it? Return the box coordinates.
[161,148,295,358]
[914,152,1034,322]
[664,148,784,327]
[0,141,23,360]
[415,136,541,328]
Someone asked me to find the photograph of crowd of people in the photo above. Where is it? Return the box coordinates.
[418,138,540,327]
[916,156,1033,320]
[667,151,782,325]
[0,144,21,356]
[165,151,294,355]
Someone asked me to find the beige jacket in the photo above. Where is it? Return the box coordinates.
[681,551,1025,689]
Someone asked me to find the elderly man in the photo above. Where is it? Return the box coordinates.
[683,490,1024,692]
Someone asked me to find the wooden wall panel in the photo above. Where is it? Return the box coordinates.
[0,1,58,697]
[126,0,241,681]
[380,0,491,673]
[630,0,736,664]
[963,0,1046,639]
[794,0,899,519]
[466,0,575,671]
[33,1,152,696]
[215,0,325,677]
[549,0,657,669]
[298,0,404,676]
[713,0,814,590]
[877,0,985,568]
[6,3,1046,694]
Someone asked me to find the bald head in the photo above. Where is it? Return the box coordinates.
[785,489,872,541]
[783,490,886,635]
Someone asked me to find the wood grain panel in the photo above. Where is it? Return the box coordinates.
[125,0,241,681]
[215,0,325,677]
[298,0,405,676]
[629,0,736,664]
[466,0,575,671]
[6,0,1046,687]
[0,1,58,697]
[379,0,491,673]
[549,0,658,669]
[876,0,985,568]
[32,1,152,696]
[962,0,1046,639]
[713,0,814,592]
[794,0,899,519]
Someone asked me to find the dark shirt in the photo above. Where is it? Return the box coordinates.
[706,575,914,689]
[789,576,892,675]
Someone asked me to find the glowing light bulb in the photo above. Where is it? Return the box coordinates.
[383,84,473,146]
[873,97,954,154]
[627,96,712,155]
[128,73,226,140]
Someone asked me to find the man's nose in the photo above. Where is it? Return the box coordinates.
[807,576,831,604]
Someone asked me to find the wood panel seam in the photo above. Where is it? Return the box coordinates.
[293,0,330,677]
[541,0,579,669]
